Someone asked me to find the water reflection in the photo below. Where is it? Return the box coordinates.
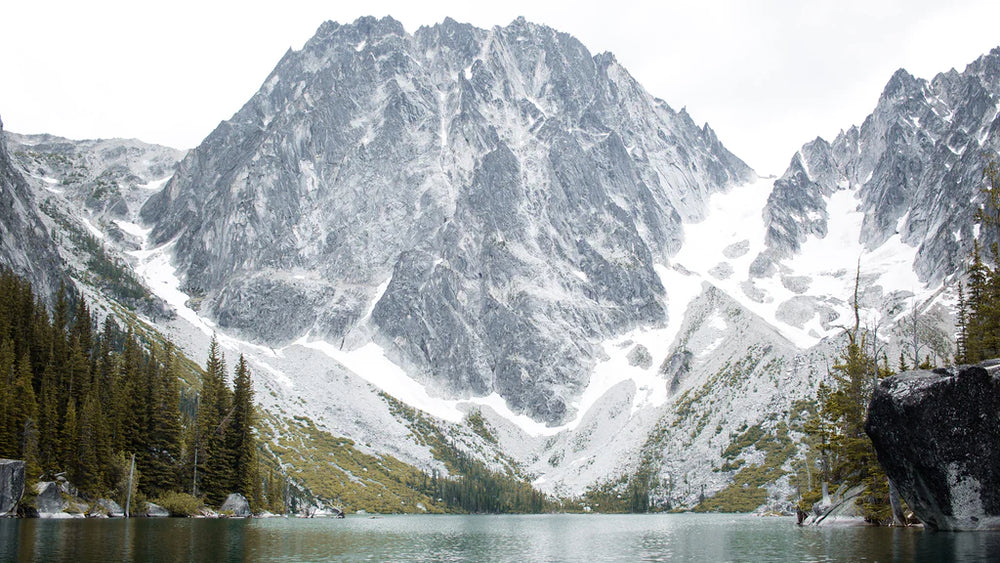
[1,514,999,562]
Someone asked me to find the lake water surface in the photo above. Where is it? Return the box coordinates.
[2,513,998,562]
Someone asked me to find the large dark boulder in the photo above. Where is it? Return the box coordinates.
[865,362,1000,531]
[0,459,25,515]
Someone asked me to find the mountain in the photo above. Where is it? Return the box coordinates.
[139,16,753,424]
[758,47,1000,286]
[0,118,65,300]
[5,131,184,316]
[3,18,996,512]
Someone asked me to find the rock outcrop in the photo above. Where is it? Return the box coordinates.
[92,498,125,517]
[34,481,69,517]
[865,361,1000,531]
[220,493,251,517]
[0,459,25,515]
[143,502,170,517]
[0,117,66,302]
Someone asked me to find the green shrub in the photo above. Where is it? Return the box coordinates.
[155,492,203,517]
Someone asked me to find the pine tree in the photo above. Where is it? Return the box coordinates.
[230,355,259,508]
[197,336,234,505]
[37,354,60,470]
[60,396,78,476]
[142,342,183,495]
[115,332,144,453]
[801,265,892,524]
[0,338,15,457]
[964,161,1000,363]
[76,377,107,495]
[955,283,969,363]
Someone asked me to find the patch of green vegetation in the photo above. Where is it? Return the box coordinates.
[464,410,498,445]
[671,345,778,426]
[694,422,797,513]
[40,201,156,311]
[579,471,655,513]
[381,393,552,513]
[90,172,121,200]
[721,424,766,459]
[155,491,204,516]
[259,413,446,514]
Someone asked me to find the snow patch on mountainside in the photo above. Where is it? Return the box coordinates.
[672,176,931,349]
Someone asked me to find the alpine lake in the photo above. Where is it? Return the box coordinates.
[2,513,999,562]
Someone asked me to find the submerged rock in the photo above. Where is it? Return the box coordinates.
[220,493,251,517]
[865,362,1000,531]
[0,459,25,515]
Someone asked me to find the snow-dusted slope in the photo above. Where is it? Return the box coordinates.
[140,16,753,424]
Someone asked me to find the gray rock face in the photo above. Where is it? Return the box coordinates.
[4,131,182,316]
[865,362,1000,531]
[34,481,66,515]
[626,344,652,369]
[220,493,251,517]
[93,498,124,517]
[139,16,752,423]
[760,48,1000,283]
[143,502,170,517]
[0,459,25,515]
[0,117,66,301]
[6,132,184,224]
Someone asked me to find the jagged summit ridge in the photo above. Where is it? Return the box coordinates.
[758,47,1000,284]
[139,16,753,423]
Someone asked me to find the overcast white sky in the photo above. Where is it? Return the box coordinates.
[2,0,999,175]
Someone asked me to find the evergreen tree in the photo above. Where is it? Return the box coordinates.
[60,396,78,476]
[963,161,1000,363]
[0,338,15,456]
[955,283,969,363]
[115,333,144,453]
[76,377,107,495]
[197,336,234,505]
[37,354,60,470]
[230,355,259,508]
[802,267,893,524]
[142,342,183,495]
[0,270,202,499]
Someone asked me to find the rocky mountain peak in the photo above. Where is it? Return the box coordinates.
[758,44,1000,284]
[137,17,752,424]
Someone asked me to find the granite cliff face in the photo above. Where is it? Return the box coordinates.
[866,362,1000,531]
[140,16,753,423]
[758,48,1000,283]
[0,117,65,300]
